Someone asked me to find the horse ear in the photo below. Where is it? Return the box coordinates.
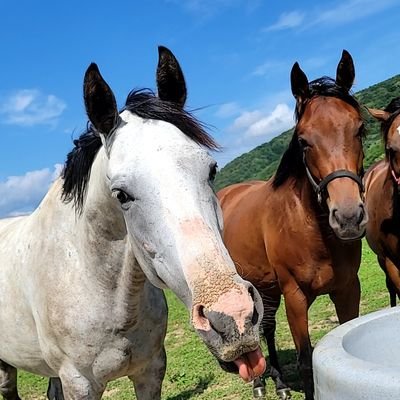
[83,63,118,136]
[291,62,309,106]
[336,50,355,92]
[156,46,187,107]
[367,108,391,122]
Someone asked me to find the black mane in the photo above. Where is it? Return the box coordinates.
[62,89,218,212]
[273,77,362,188]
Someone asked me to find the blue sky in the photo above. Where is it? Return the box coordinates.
[1,0,400,217]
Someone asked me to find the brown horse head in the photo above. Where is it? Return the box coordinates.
[275,50,367,240]
[368,98,400,184]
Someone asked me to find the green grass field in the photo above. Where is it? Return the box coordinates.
[15,242,389,399]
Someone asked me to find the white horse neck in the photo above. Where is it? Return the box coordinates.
[32,148,147,327]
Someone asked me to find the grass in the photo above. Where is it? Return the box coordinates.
[15,242,389,399]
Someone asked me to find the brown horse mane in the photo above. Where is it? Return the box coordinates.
[272,77,363,189]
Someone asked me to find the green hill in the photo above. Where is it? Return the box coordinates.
[214,74,400,191]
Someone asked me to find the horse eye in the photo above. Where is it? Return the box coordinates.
[209,163,218,182]
[298,137,309,148]
[112,189,134,206]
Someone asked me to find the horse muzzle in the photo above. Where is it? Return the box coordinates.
[329,202,368,240]
[191,283,266,381]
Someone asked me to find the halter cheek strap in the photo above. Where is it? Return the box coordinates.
[388,153,400,186]
[390,167,400,186]
[303,153,364,204]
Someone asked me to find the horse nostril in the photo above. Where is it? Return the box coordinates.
[192,304,212,331]
[251,307,259,326]
[197,305,205,319]
[357,207,364,225]
[331,208,340,225]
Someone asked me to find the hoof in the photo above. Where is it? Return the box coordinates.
[253,385,266,399]
[276,388,292,399]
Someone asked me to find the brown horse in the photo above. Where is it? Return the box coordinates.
[365,98,400,307]
[218,50,367,400]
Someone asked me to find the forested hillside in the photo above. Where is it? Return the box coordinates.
[214,74,400,191]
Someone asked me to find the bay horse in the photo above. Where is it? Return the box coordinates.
[0,46,266,400]
[365,98,400,307]
[218,50,367,400]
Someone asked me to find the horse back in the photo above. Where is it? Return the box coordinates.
[218,177,360,295]
[217,180,280,291]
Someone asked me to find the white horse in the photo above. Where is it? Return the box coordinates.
[0,47,265,400]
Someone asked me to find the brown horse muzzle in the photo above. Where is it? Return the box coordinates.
[328,201,368,240]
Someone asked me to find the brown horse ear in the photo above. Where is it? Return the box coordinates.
[336,50,355,92]
[291,62,309,107]
[367,108,391,122]
[83,63,119,136]
[157,46,187,107]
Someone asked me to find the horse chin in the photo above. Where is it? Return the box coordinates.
[217,347,266,382]
[332,227,366,242]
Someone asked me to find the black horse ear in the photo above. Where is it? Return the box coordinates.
[83,63,119,136]
[336,50,355,92]
[291,62,309,107]
[156,46,187,107]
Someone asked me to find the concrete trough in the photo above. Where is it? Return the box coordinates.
[313,307,400,399]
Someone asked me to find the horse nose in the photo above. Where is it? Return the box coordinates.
[192,284,260,336]
[330,203,367,239]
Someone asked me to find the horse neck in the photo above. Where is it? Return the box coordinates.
[76,148,147,317]
[294,172,332,229]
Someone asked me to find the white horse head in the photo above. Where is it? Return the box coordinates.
[62,47,265,381]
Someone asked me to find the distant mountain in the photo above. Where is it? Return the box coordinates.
[214,74,400,191]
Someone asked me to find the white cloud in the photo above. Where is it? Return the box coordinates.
[214,102,294,167]
[0,89,66,126]
[165,0,260,19]
[264,11,305,32]
[244,103,293,138]
[0,164,63,218]
[229,103,293,140]
[251,60,287,77]
[264,0,398,32]
[215,102,241,118]
[312,0,398,27]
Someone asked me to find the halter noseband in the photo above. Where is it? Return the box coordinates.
[302,152,364,204]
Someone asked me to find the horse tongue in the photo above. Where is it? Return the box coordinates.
[233,347,266,382]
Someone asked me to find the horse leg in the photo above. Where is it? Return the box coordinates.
[58,365,104,400]
[386,274,397,307]
[381,257,400,307]
[254,294,291,400]
[128,346,166,400]
[47,378,64,400]
[0,360,20,400]
[330,276,360,324]
[377,256,396,307]
[283,284,313,400]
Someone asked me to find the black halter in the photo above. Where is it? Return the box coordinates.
[302,152,364,204]
[388,152,400,188]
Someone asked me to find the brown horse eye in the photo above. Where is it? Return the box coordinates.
[298,137,309,148]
